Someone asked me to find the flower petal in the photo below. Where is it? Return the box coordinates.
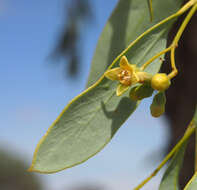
[104,68,122,80]
[119,56,133,71]
[116,84,129,96]
[131,71,140,84]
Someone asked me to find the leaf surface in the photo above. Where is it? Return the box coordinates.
[30,0,183,173]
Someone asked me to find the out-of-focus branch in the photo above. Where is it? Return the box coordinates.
[53,0,92,76]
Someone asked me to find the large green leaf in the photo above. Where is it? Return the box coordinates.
[29,0,183,173]
[159,142,187,190]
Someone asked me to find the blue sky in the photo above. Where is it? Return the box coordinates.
[0,0,170,189]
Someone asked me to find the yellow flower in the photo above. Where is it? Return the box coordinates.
[104,56,139,96]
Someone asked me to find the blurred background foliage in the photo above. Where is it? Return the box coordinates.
[0,149,42,190]
[0,149,105,189]
[53,0,92,76]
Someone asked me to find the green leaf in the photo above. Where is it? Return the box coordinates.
[159,142,187,190]
[184,172,197,190]
[30,0,184,173]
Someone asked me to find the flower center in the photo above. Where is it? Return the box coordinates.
[118,70,132,86]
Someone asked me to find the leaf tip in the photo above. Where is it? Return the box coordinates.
[27,164,49,174]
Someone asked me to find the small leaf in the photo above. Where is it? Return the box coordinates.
[150,91,166,117]
[159,142,188,190]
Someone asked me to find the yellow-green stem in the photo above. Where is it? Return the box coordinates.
[168,3,197,79]
[140,46,172,71]
[147,0,153,21]
[178,0,197,14]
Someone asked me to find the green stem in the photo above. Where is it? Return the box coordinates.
[140,46,172,71]
[147,0,153,21]
[168,3,197,79]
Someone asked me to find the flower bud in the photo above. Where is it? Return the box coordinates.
[151,73,170,91]
[150,92,166,117]
[130,84,154,101]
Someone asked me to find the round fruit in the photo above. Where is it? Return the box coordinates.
[151,73,170,91]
